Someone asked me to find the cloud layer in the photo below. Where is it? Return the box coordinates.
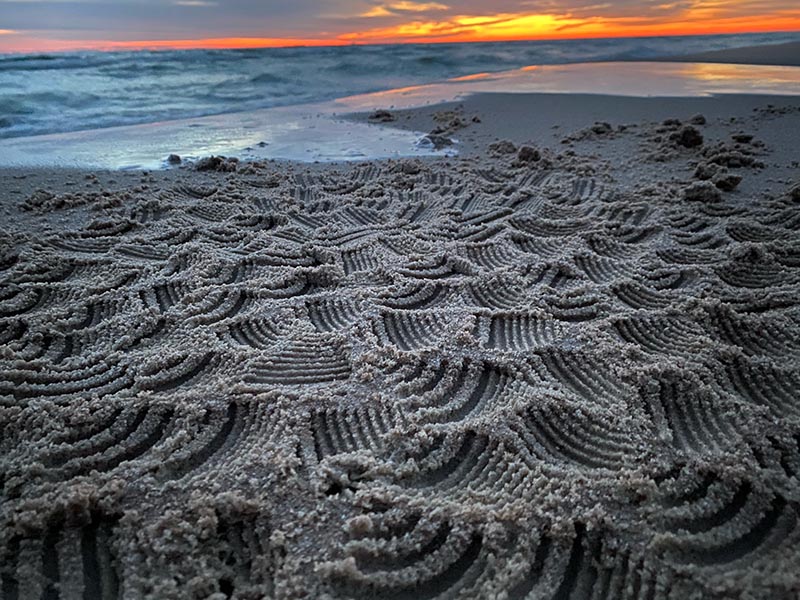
[0,0,798,52]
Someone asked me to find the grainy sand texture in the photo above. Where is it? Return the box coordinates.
[2,87,800,599]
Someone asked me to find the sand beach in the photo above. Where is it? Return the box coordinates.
[1,41,800,599]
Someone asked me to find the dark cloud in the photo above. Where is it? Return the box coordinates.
[0,0,360,36]
[0,0,797,41]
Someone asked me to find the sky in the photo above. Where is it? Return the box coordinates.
[1,0,799,52]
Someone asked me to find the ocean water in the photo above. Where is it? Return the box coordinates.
[1,31,799,140]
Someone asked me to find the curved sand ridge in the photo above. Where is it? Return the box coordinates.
[1,141,800,598]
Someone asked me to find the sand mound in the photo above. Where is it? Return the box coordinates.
[1,147,799,598]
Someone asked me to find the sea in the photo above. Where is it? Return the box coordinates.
[2,31,800,141]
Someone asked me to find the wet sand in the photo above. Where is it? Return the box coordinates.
[2,71,800,597]
[664,40,800,67]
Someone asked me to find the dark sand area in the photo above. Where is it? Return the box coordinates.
[665,40,800,67]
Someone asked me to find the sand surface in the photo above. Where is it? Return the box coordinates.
[2,88,800,599]
[666,40,800,67]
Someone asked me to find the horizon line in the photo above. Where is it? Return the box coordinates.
[1,27,799,55]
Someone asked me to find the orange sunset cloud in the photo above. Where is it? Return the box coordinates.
[338,15,800,45]
[0,0,798,53]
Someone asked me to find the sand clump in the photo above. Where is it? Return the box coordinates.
[705,150,764,168]
[22,187,126,212]
[367,109,396,123]
[488,140,517,155]
[671,125,704,148]
[431,108,470,134]
[419,133,454,150]
[713,172,743,191]
[2,107,800,598]
[732,133,755,144]
[683,180,723,202]
[516,145,542,163]
[417,106,482,150]
[693,163,743,191]
[689,113,707,125]
[590,121,613,135]
[562,121,620,143]
[195,155,239,172]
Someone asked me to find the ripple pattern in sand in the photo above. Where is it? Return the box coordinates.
[1,159,800,598]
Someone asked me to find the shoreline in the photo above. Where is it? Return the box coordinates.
[1,57,800,170]
[4,90,798,215]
